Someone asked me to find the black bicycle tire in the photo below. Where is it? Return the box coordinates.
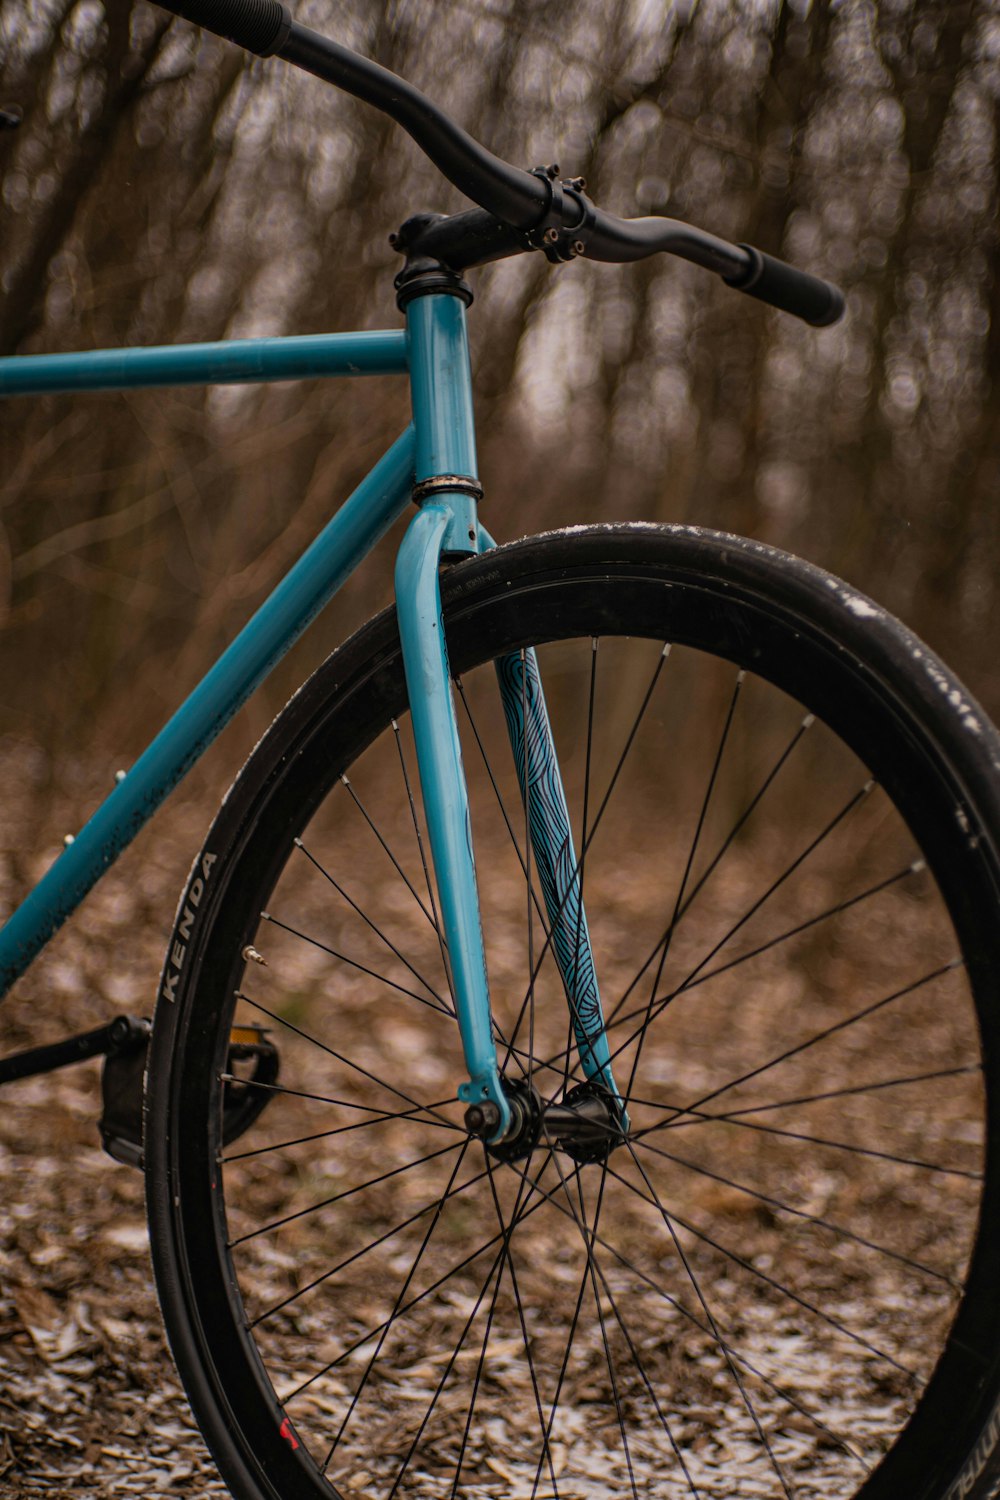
[146,522,1000,1500]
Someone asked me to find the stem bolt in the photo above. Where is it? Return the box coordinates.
[464,1101,501,1138]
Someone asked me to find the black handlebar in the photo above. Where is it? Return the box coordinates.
[280,24,550,231]
[724,246,844,328]
[166,0,291,56]
[157,0,844,327]
[165,0,550,226]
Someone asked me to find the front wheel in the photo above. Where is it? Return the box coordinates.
[147,524,1000,1500]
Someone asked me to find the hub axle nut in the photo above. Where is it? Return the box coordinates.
[464,1101,501,1138]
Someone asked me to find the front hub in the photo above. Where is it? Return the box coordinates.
[465,1078,543,1162]
[546,1081,625,1165]
[464,1079,625,1165]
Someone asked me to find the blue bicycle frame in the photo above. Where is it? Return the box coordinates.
[0,294,622,1135]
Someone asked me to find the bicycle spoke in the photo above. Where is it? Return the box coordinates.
[665,778,876,1004]
[380,1153,553,1497]
[569,778,879,1083]
[383,1257,504,1499]
[499,1154,868,1469]
[279,1155,556,1405]
[681,1201,915,1374]
[509,952,966,1128]
[236,991,455,1128]
[567,1163,638,1500]
[228,1138,463,1248]
[570,1169,702,1500]
[597,1280,704,1497]
[222,1094,461,1162]
[392,717,457,1006]
[576,785,902,1083]
[484,1154,561,1497]
[529,1170,608,1498]
[620,1149,916,1380]
[671,859,925,997]
[621,1141,796,1498]
[585,1211,639,1498]
[216,1073,459,1122]
[260,912,454,1018]
[339,771,437,930]
[450,1208,513,1499]
[672,1062,982,1124]
[294,837,450,1011]
[625,667,745,1102]
[630,960,962,1133]
[598,709,815,1039]
[672,668,745,933]
[508,642,673,1059]
[250,1158,494,1328]
[656,1101,982,1178]
[322,1139,473,1468]
[455,675,551,938]
[512,854,938,1097]
[630,1135,959,1287]
[674,713,816,927]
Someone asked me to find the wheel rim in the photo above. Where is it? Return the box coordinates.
[161,552,1000,1500]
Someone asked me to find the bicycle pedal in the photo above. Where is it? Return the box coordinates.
[220,1026,280,1146]
[99,1023,280,1169]
[99,1028,149,1169]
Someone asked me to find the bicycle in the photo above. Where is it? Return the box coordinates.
[2,2,1000,1498]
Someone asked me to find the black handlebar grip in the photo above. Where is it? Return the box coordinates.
[724,245,844,327]
[160,0,291,55]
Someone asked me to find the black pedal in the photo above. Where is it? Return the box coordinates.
[99,1022,279,1168]
[99,1025,150,1168]
[220,1026,280,1145]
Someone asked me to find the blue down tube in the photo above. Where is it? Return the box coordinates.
[0,427,416,995]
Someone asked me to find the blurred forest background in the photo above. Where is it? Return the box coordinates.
[0,0,999,788]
